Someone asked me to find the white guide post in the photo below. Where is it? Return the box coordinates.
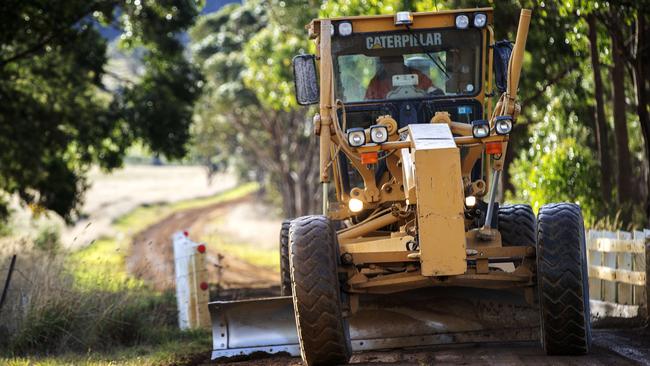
[173,230,210,330]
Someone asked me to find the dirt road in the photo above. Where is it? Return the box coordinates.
[127,193,281,291]
[63,165,236,250]
[204,329,649,366]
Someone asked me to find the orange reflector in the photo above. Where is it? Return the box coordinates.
[361,152,378,164]
[486,142,502,155]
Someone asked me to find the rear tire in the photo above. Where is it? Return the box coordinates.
[279,220,291,296]
[289,215,351,366]
[537,203,591,355]
[498,204,536,247]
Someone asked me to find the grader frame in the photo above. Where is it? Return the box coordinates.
[310,7,533,297]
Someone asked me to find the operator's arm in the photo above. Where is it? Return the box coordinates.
[364,76,384,100]
[414,69,433,90]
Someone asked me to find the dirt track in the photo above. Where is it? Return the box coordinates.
[204,329,650,366]
[126,193,280,291]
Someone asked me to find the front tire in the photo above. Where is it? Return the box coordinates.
[289,215,351,366]
[537,203,592,355]
[279,220,291,296]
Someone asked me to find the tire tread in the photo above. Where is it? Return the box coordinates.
[537,203,591,355]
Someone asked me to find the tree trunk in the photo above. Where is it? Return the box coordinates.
[631,14,650,221]
[587,14,613,205]
[611,33,634,206]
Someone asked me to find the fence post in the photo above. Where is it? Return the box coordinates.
[0,254,17,315]
[173,231,210,330]
[646,235,650,324]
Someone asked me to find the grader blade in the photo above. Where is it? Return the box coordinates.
[210,288,540,360]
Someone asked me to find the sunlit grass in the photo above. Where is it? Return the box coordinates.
[2,330,210,366]
[67,237,142,291]
[217,241,279,270]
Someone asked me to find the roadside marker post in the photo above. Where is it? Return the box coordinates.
[173,231,210,330]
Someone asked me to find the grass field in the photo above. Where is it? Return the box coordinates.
[0,183,259,364]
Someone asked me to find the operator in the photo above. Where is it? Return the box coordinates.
[364,55,437,100]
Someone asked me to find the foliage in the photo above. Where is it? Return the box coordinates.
[0,0,203,221]
[190,0,321,218]
[33,222,61,253]
[511,137,601,223]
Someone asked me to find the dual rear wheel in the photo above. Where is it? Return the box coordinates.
[500,203,592,355]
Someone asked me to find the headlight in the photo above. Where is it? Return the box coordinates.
[473,13,487,28]
[369,125,388,144]
[348,198,364,212]
[347,127,366,147]
[338,22,352,36]
[495,116,513,135]
[455,14,469,29]
[471,119,490,138]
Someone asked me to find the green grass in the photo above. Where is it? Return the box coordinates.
[218,241,279,269]
[2,330,210,366]
[67,237,141,290]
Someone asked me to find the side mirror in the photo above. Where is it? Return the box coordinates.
[292,54,319,105]
[493,40,513,94]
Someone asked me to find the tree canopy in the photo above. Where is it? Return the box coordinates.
[0,0,202,221]
[190,0,650,227]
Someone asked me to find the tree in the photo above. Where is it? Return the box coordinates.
[0,0,202,221]
[190,1,321,218]
[586,14,613,203]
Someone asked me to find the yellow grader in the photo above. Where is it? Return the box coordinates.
[209,7,592,365]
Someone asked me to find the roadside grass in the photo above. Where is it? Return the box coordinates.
[217,241,279,270]
[0,182,259,363]
[2,329,210,366]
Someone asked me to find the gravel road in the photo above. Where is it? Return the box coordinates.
[206,329,649,366]
[62,165,235,249]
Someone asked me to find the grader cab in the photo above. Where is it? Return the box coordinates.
[210,7,592,366]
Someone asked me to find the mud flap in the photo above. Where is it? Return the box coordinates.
[210,288,540,360]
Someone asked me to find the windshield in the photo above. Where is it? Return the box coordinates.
[332,28,482,103]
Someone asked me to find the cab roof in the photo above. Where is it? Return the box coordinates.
[308,7,493,38]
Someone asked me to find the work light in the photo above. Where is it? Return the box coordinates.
[338,22,353,36]
[471,119,490,138]
[495,116,513,135]
[395,11,413,25]
[369,125,389,144]
[347,127,366,147]
[455,14,469,29]
[473,13,487,28]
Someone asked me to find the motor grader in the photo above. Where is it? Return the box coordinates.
[209,7,592,365]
